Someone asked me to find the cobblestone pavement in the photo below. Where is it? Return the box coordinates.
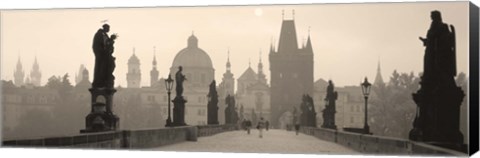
[154,129,359,155]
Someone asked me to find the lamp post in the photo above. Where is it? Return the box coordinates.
[165,74,174,127]
[361,77,371,134]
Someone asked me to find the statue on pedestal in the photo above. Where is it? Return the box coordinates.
[300,94,316,127]
[173,66,187,126]
[409,10,465,152]
[322,80,338,129]
[92,24,117,88]
[82,24,119,133]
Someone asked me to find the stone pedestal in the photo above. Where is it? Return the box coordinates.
[409,84,465,151]
[321,109,337,130]
[81,88,119,133]
[172,96,187,126]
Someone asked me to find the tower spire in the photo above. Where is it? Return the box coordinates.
[152,46,157,67]
[305,29,313,54]
[150,46,159,87]
[226,48,231,72]
[374,58,384,86]
[30,55,42,86]
[14,55,25,86]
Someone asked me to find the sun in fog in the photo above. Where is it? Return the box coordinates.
[255,8,263,17]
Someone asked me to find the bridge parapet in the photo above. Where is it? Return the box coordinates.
[300,126,466,156]
[2,124,238,149]
[2,130,124,148]
[197,124,238,137]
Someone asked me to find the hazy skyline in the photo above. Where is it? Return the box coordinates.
[1,2,469,87]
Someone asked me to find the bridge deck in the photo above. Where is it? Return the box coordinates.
[154,129,358,154]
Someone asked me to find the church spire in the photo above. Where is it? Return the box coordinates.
[278,11,298,53]
[226,48,231,72]
[374,59,384,86]
[152,46,157,67]
[270,37,276,54]
[258,50,263,70]
[305,27,313,54]
[30,56,42,86]
[258,50,266,84]
[14,56,25,86]
[150,46,159,87]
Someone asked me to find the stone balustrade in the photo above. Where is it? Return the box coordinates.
[300,126,466,156]
[2,124,238,149]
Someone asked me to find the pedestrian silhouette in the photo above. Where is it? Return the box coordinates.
[257,117,266,138]
[295,122,300,135]
[246,119,252,134]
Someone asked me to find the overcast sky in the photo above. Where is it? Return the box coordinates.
[0,1,470,87]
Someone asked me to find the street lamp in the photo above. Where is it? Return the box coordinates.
[361,77,372,134]
[165,74,174,127]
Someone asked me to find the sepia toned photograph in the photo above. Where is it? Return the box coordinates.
[0,1,477,157]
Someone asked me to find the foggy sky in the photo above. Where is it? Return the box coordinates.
[0,1,470,87]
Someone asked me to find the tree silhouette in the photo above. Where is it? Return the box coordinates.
[370,70,419,138]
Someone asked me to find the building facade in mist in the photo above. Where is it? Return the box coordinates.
[2,70,90,139]
[114,34,215,128]
[235,56,270,124]
[313,62,384,131]
[269,16,314,128]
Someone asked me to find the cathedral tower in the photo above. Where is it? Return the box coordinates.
[14,57,25,87]
[150,47,159,87]
[221,50,235,96]
[30,56,42,86]
[269,11,314,128]
[258,51,267,85]
[374,60,385,87]
[127,48,141,88]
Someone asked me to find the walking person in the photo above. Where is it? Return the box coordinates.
[257,117,266,138]
[246,119,252,134]
[295,122,300,135]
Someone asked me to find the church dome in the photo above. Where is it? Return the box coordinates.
[171,34,213,69]
[128,53,140,65]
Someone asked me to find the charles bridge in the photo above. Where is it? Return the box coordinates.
[2,124,465,156]
[1,9,475,157]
